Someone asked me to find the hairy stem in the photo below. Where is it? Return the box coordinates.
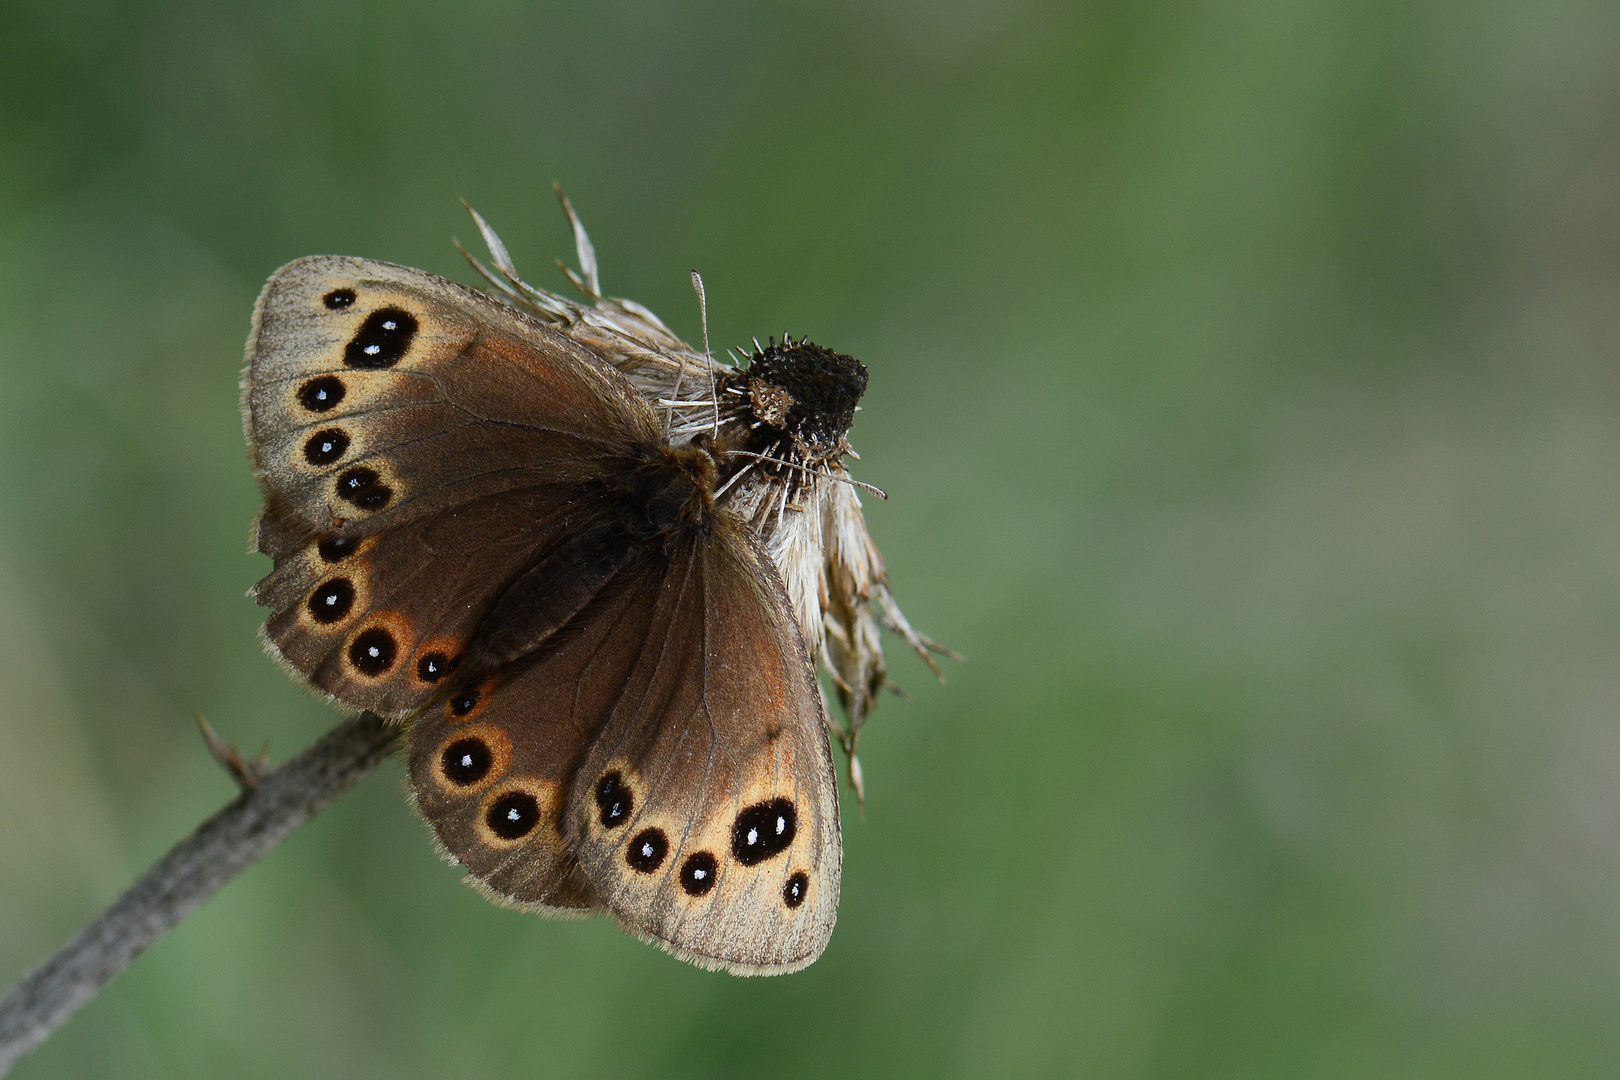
[0,712,400,1076]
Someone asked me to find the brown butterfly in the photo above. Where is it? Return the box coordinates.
[241,195,947,973]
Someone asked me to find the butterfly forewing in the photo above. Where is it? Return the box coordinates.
[244,257,658,715]
[247,257,655,523]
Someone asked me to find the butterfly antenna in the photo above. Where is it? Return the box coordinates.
[690,270,722,438]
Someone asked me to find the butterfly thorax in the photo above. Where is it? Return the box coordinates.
[622,443,720,541]
[447,444,725,675]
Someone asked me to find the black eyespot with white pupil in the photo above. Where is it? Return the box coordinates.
[303,428,350,466]
[595,771,632,828]
[486,791,540,840]
[784,871,809,909]
[307,578,355,624]
[680,852,718,897]
[440,737,492,786]
[336,467,392,510]
[323,288,356,310]
[731,798,797,866]
[347,627,396,675]
[417,652,454,683]
[449,688,479,716]
[625,828,668,873]
[297,375,345,413]
[317,534,358,563]
[344,307,418,368]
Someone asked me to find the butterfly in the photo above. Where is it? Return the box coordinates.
[241,192,949,973]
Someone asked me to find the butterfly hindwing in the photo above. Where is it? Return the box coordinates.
[405,550,663,914]
[406,512,840,972]
[252,483,598,714]
[569,517,841,974]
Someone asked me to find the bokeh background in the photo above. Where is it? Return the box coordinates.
[4,1,1620,1076]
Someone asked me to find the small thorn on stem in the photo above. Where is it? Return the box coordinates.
[196,714,268,791]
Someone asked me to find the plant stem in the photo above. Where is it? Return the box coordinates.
[0,712,400,1076]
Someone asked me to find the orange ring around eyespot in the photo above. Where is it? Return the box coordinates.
[341,609,415,680]
[298,571,370,632]
[410,635,464,691]
[432,721,513,795]
[476,778,558,848]
[443,676,498,724]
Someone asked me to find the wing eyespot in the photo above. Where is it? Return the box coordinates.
[625,828,669,873]
[316,534,360,563]
[425,723,511,796]
[347,625,398,676]
[344,307,418,369]
[444,679,495,722]
[306,578,356,625]
[731,798,797,866]
[417,652,451,683]
[410,636,464,689]
[485,789,542,841]
[322,288,356,310]
[415,650,458,684]
[303,428,350,466]
[783,871,809,909]
[335,466,393,510]
[679,852,718,897]
[595,771,633,829]
[297,375,345,413]
[440,736,493,787]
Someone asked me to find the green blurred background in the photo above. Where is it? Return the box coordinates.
[4,1,1620,1076]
